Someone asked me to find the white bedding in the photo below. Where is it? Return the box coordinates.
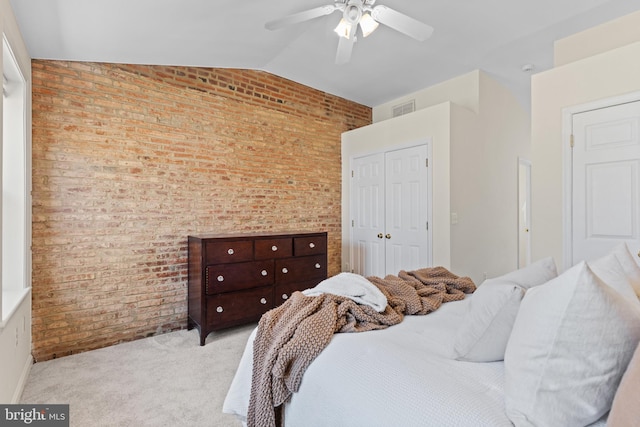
[223,294,607,426]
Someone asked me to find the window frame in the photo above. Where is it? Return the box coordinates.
[0,33,31,328]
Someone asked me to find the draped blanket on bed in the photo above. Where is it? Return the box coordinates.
[246,267,476,427]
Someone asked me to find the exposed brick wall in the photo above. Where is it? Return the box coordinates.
[31,61,371,361]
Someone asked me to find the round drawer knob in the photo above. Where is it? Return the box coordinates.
[309,242,315,248]
[260,298,267,305]
[216,306,223,313]
[315,263,321,269]
[227,248,234,255]
[282,267,288,274]
[282,293,289,300]
[272,245,278,251]
[261,270,268,276]
[217,275,224,282]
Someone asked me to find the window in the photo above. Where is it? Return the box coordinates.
[1,34,30,326]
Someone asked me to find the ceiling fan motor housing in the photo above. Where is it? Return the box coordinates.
[344,0,364,24]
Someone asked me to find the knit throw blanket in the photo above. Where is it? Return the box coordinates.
[246,267,476,427]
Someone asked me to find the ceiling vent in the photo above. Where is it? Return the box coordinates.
[392,100,415,117]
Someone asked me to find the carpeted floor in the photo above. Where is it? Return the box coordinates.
[20,324,256,426]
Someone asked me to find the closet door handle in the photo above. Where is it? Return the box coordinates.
[385,234,391,239]
[377,233,383,239]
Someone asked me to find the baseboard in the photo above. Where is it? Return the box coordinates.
[11,354,33,403]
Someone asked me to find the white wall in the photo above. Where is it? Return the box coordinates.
[373,70,480,122]
[0,290,31,402]
[0,0,32,404]
[344,70,530,285]
[554,10,640,67]
[531,12,640,268]
[450,72,530,280]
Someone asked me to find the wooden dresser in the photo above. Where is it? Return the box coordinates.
[187,231,328,345]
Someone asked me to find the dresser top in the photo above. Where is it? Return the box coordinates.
[188,231,327,240]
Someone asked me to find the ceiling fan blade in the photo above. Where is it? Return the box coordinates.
[335,35,355,64]
[335,22,357,65]
[371,5,434,41]
[265,5,339,30]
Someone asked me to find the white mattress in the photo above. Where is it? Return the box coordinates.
[223,294,607,426]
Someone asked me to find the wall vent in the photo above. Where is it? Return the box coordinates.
[392,100,415,117]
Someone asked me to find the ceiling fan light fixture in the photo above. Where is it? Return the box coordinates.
[359,13,379,37]
[334,18,352,39]
[266,0,434,65]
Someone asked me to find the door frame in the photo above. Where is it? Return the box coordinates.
[517,157,532,268]
[561,90,640,270]
[348,139,433,274]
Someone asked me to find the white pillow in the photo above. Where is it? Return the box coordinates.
[609,242,640,298]
[504,261,640,427]
[487,256,557,288]
[589,252,640,305]
[452,257,557,362]
[453,283,524,362]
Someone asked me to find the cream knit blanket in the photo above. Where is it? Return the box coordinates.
[246,267,476,427]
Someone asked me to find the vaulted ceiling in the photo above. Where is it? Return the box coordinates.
[9,0,640,108]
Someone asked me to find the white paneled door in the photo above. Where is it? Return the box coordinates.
[352,152,386,277]
[352,145,430,277]
[571,100,640,265]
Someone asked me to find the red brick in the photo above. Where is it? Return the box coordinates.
[31,60,371,361]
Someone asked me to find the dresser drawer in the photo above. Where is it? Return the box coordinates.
[275,255,327,284]
[204,239,253,264]
[294,235,327,256]
[274,279,324,305]
[206,287,273,328]
[255,237,293,260]
[206,260,274,294]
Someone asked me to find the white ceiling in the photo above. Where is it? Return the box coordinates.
[8,0,640,108]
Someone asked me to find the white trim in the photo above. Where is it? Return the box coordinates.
[426,141,433,268]
[561,90,640,270]
[349,137,430,160]
[348,138,433,273]
[11,354,33,403]
[2,35,29,321]
[517,157,532,268]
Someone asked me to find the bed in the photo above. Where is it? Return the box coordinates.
[223,244,640,427]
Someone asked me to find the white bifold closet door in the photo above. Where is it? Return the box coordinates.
[351,144,430,277]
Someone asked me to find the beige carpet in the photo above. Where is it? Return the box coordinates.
[20,324,256,426]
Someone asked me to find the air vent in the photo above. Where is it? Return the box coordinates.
[392,100,415,117]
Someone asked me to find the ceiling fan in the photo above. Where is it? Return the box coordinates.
[265,0,434,64]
